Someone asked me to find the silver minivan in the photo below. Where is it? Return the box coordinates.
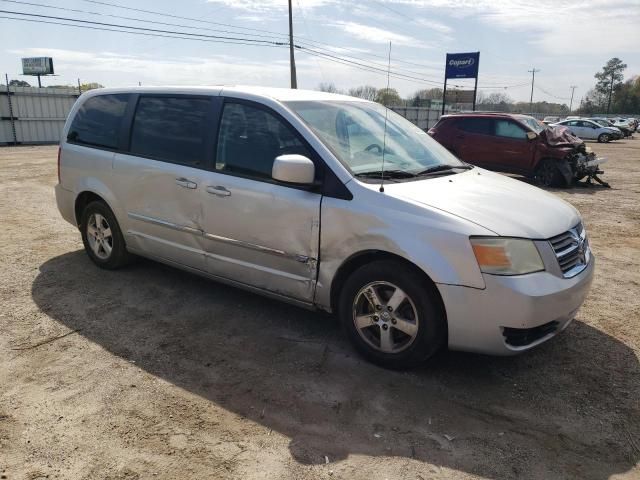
[56,86,594,368]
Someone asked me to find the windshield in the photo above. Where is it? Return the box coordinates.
[593,119,609,127]
[518,116,546,133]
[285,100,465,176]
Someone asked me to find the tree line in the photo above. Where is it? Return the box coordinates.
[320,58,639,115]
[317,82,570,114]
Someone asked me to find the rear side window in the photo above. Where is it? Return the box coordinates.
[67,94,129,149]
[130,96,211,167]
[457,117,493,135]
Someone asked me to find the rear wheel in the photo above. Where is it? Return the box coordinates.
[80,200,132,269]
[598,133,610,143]
[339,260,446,369]
[535,158,565,187]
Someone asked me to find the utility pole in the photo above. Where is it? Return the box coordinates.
[288,0,297,89]
[606,72,614,114]
[569,85,577,113]
[528,68,540,114]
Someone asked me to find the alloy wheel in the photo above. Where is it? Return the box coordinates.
[352,281,420,353]
[86,212,113,260]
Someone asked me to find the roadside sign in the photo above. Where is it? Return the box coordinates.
[442,52,480,113]
[21,57,54,75]
[445,52,480,79]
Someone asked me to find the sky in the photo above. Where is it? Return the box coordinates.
[1,0,639,105]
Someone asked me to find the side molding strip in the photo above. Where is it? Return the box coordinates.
[127,212,313,264]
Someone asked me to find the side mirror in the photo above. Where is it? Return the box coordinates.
[526,131,538,141]
[272,154,315,185]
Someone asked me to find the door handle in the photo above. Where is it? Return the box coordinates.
[456,134,465,139]
[175,178,197,189]
[206,185,231,197]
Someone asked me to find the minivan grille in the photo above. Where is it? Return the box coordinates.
[549,223,589,278]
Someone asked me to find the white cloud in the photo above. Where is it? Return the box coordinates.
[413,18,452,34]
[330,21,431,48]
[383,0,640,54]
[8,48,290,87]
[206,0,334,11]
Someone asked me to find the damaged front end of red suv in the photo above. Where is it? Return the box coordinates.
[540,126,609,188]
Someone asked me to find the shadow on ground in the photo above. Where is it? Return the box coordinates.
[32,251,640,479]
[512,175,613,195]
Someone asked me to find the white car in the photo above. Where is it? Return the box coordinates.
[550,119,619,143]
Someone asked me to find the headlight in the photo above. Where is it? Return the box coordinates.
[470,237,544,275]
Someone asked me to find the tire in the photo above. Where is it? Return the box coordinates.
[598,133,609,143]
[80,200,132,269]
[535,158,565,188]
[338,260,446,369]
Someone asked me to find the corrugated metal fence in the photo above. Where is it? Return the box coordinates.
[1,86,79,145]
[390,106,443,130]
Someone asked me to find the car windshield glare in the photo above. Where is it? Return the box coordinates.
[519,116,546,133]
[286,100,465,176]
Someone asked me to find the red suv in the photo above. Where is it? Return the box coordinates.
[428,113,603,187]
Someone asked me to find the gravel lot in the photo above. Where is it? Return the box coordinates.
[1,142,639,480]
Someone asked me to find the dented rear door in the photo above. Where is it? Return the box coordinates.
[112,94,217,272]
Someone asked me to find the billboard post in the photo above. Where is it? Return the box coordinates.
[441,51,480,113]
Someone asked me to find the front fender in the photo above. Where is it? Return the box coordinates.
[314,195,490,311]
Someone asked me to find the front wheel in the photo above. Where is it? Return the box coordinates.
[598,133,609,143]
[80,200,132,269]
[535,158,566,187]
[339,260,446,369]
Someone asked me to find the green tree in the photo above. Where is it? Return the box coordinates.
[9,79,30,87]
[375,87,402,106]
[611,76,640,113]
[79,82,104,92]
[409,88,443,106]
[594,57,627,113]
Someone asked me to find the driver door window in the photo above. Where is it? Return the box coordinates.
[495,120,527,139]
[216,102,311,180]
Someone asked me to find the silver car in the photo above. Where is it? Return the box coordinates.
[55,86,594,368]
[550,119,620,143]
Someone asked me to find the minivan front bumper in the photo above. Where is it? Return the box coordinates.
[438,256,595,355]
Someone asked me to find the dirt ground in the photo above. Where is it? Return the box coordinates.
[1,141,639,480]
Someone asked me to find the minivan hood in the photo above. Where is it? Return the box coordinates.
[382,169,580,239]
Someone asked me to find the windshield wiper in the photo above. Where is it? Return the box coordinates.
[354,169,417,179]
[415,164,473,176]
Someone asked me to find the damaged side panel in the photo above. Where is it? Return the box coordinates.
[113,152,209,271]
[198,170,321,302]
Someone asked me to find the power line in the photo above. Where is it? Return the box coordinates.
[0,9,288,45]
[78,0,450,73]
[7,0,532,90]
[0,15,289,48]
[535,84,571,101]
[0,8,451,86]
[0,6,570,96]
[0,0,291,41]
[80,0,288,37]
[0,0,454,84]
[0,12,440,86]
